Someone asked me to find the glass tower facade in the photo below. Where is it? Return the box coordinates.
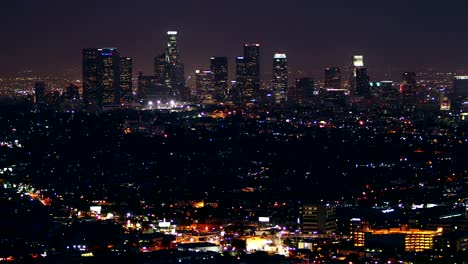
[272,53,288,103]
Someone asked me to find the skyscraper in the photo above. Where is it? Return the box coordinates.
[154,53,168,84]
[294,77,315,104]
[379,80,396,100]
[235,56,247,103]
[355,67,370,97]
[242,44,260,101]
[34,82,46,108]
[349,55,365,95]
[210,57,228,101]
[166,31,179,65]
[164,31,185,100]
[324,67,341,89]
[400,72,417,97]
[82,48,121,109]
[195,70,214,104]
[120,57,133,104]
[452,76,468,110]
[272,53,288,103]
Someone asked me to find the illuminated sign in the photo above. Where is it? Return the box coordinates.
[159,222,171,228]
[259,217,270,222]
[167,31,178,35]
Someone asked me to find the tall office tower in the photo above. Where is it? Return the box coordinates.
[34,82,46,108]
[210,57,228,101]
[379,80,396,100]
[349,55,364,94]
[242,44,260,101]
[299,204,337,235]
[355,67,370,97]
[400,72,417,98]
[154,53,168,84]
[272,53,288,104]
[164,31,185,100]
[166,31,180,65]
[294,77,315,104]
[82,48,121,109]
[324,67,341,89]
[439,88,451,111]
[452,76,468,103]
[235,56,247,103]
[195,70,214,104]
[120,57,133,104]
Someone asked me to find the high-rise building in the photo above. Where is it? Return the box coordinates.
[400,72,417,98]
[154,53,168,84]
[355,67,370,97]
[349,55,365,95]
[164,31,185,100]
[379,80,396,100]
[210,57,228,101]
[440,88,451,111]
[235,56,247,103]
[324,67,341,89]
[166,31,180,65]
[242,44,260,101]
[299,203,337,234]
[272,53,288,103]
[195,70,214,104]
[453,76,468,106]
[34,82,46,108]
[294,77,315,104]
[120,57,133,104]
[82,48,121,108]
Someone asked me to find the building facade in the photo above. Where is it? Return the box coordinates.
[299,204,337,234]
[272,53,288,104]
[120,57,133,104]
[82,48,121,109]
[210,57,228,102]
[324,67,341,89]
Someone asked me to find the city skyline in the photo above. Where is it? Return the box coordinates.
[2,0,467,80]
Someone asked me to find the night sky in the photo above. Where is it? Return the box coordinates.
[2,0,468,80]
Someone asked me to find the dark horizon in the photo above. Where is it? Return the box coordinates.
[2,0,468,81]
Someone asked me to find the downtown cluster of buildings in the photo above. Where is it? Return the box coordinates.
[21,30,467,117]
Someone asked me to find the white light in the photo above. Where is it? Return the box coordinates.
[274,53,287,59]
[167,31,178,35]
[353,55,364,67]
